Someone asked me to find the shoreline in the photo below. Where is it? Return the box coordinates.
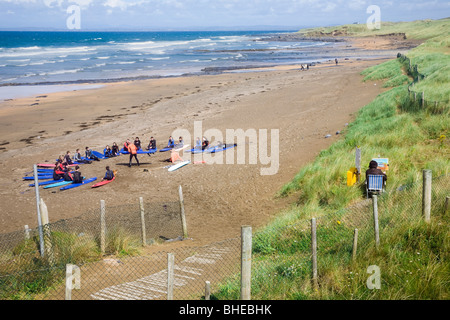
[0,33,414,101]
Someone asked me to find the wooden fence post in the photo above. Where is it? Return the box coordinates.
[422,92,425,107]
[178,185,188,239]
[167,253,175,300]
[139,197,147,246]
[205,281,211,301]
[352,228,358,261]
[24,225,30,240]
[311,218,318,289]
[240,225,252,300]
[40,198,55,265]
[422,170,432,223]
[445,196,449,215]
[355,147,361,183]
[372,195,380,248]
[100,200,106,254]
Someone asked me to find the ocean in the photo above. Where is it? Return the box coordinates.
[0,30,333,99]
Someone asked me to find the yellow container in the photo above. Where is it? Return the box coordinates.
[347,167,358,186]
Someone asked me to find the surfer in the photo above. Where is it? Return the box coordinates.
[202,136,210,150]
[128,142,140,167]
[63,151,73,165]
[104,145,113,158]
[72,166,83,183]
[167,136,175,148]
[102,166,115,181]
[85,146,100,161]
[134,137,142,150]
[195,137,202,149]
[148,136,156,150]
[111,142,120,156]
[74,148,92,164]
[123,139,131,152]
[52,160,65,180]
[178,136,184,145]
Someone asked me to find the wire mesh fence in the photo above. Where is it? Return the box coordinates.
[397,53,450,112]
[0,172,448,300]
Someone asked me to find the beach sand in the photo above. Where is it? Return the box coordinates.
[0,36,417,246]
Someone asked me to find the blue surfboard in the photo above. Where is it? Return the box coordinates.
[120,148,157,154]
[23,176,54,180]
[43,180,73,189]
[208,143,238,153]
[92,151,107,159]
[60,177,97,191]
[29,179,63,187]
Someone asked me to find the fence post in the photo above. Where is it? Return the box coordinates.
[24,225,30,240]
[311,218,318,290]
[167,253,175,300]
[445,196,449,215]
[139,197,147,246]
[33,164,45,257]
[422,92,425,108]
[40,198,55,265]
[372,195,380,248]
[205,281,211,301]
[65,264,80,300]
[100,200,106,254]
[355,147,361,183]
[422,170,432,223]
[178,185,188,239]
[352,228,358,261]
[240,225,252,300]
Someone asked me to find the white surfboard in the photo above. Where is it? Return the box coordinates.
[173,144,190,152]
[168,160,190,172]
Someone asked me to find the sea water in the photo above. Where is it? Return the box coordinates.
[0,30,332,99]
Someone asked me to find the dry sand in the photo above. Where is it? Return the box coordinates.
[0,36,415,246]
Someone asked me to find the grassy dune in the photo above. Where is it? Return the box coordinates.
[215,18,449,300]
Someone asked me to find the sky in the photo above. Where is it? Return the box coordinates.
[0,0,449,30]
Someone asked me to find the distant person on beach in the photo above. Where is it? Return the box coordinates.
[85,146,100,161]
[148,136,156,150]
[74,148,92,164]
[365,160,387,184]
[127,142,140,167]
[335,58,338,65]
[178,136,184,145]
[102,166,115,181]
[167,136,175,148]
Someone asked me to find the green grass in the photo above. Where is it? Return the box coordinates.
[214,18,450,300]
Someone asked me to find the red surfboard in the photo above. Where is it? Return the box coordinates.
[91,177,115,188]
[37,163,77,168]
